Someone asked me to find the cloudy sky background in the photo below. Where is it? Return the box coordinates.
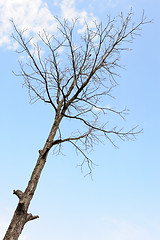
[0,0,160,239]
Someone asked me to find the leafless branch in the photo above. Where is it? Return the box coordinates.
[11,10,150,174]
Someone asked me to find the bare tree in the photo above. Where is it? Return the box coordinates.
[3,10,150,240]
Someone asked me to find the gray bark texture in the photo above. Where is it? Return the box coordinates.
[4,115,62,240]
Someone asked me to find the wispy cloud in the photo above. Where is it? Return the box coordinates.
[60,0,78,20]
[59,0,98,24]
[0,0,98,49]
[0,0,57,48]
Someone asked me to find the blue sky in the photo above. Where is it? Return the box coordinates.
[0,0,160,239]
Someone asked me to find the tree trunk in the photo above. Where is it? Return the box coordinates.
[3,154,47,240]
[4,114,62,240]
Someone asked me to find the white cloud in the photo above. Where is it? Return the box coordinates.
[60,0,77,20]
[0,0,98,49]
[0,0,57,48]
[59,0,98,33]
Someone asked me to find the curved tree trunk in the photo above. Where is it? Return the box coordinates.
[3,115,62,240]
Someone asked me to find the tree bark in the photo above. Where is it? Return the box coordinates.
[3,114,62,240]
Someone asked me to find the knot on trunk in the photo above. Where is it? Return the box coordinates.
[39,148,49,158]
[38,149,43,156]
[26,213,39,223]
[13,189,24,199]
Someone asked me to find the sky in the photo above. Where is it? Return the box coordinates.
[0,0,160,239]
